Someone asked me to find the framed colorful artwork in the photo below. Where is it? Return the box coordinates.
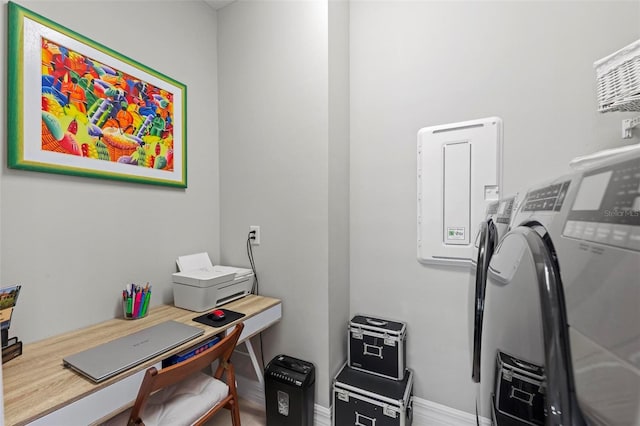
[7,2,187,187]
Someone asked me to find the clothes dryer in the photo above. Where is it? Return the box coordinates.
[476,149,640,425]
[556,154,640,425]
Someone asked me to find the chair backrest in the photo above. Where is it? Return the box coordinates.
[127,323,245,425]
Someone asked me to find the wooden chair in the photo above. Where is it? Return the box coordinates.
[103,323,244,426]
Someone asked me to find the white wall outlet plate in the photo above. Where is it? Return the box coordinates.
[250,226,260,245]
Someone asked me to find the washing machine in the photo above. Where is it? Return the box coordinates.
[475,149,640,425]
[468,196,520,423]
[478,172,582,425]
[469,196,518,392]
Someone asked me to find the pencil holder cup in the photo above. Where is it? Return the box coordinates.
[122,290,150,320]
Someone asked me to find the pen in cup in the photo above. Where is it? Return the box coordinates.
[122,283,151,319]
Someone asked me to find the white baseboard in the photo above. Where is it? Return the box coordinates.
[236,375,490,426]
[411,396,491,426]
[314,404,331,426]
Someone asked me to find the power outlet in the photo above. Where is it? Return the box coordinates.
[249,226,260,245]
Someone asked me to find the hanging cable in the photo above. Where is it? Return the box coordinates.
[246,231,259,295]
[246,230,265,368]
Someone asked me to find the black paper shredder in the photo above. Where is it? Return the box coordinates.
[265,354,315,426]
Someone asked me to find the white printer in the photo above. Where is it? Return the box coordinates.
[172,253,254,312]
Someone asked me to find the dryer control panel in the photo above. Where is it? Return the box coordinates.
[522,181,571,212]
[563,157,640,251]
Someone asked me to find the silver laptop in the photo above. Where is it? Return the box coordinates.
[63,320,204,382]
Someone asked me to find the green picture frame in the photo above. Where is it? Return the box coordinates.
[7,2,187,188]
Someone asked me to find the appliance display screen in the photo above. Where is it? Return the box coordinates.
[571,171,612,211]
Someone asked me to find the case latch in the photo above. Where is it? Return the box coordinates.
[337,390,349,402]
[539,379,546,394]
[352,328,363,340]
[383,405,398,418]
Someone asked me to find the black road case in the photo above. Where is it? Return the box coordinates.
[333,364,413,426]
[265,354,315,426]
[349,314,407,380]
[494,351,546,425]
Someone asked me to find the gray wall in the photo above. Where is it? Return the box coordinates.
[327,0,350,402]
[217,0,335,407]
[1,0,220,343]
[350,0,640,416]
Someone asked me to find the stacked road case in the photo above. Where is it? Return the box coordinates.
[492,351,546,425]
[332,315,413,426]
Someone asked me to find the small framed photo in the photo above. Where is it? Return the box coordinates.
[0,285,21,332]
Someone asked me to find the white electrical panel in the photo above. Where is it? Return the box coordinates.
[417,117,503,266]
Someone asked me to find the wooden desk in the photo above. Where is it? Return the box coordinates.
[3,295,281,425]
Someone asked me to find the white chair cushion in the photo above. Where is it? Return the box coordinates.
[103,372,229,426]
